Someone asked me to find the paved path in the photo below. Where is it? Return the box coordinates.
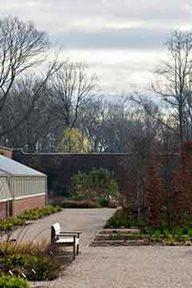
[13,208,115,249]
[14,209,192,288]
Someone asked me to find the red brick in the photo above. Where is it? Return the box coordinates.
[14,195,45,216]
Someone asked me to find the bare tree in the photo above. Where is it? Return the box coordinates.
[78,97,106,152]
[0,76,58,152]
[79,97,161,153]
[50,61,97,129]
[0,17,48,110]
[152,31,192,143]
[0,16,63,139]
[130,31,192,145]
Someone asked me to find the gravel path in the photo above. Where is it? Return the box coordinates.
[49,246,192,288]
[16,208,192,288]
[12,208,115,248]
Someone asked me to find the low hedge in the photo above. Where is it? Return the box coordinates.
[0,240,64,281]
[0,254,60,281]
[0,205,62,232]
[61,200,101,209]
[0,275,30,288]
[105,209,145,228]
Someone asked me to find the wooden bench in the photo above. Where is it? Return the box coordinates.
[51,222,81,260]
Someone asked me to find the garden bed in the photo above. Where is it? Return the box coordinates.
[92,209,192,246]
[0,205,62,234]
[0,275,30,288]
[91,228,192,246]
[0,240,72,282]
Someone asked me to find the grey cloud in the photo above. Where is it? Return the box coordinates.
[45,0,191,20]
[50,0,192,25]
[53,27,171,49]
[0,0,192,28]
[0,0,191,92]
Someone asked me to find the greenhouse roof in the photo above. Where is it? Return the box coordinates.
[0,170,7,176]
[0,155,46,177]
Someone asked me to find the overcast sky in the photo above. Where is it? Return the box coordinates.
[0,0,192,95]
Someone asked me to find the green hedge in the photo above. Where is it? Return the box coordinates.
[0,205,62,232]
[71,168,119,201]
[0,254,60,281]
[0,275,30,288]
[105,209,145,228]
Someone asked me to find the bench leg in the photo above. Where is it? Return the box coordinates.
[77,244,79,255]
[51,242,57,255]
[73,242,76,260]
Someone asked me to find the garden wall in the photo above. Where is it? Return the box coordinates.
[0,147,180,213]
[12,149,130,195]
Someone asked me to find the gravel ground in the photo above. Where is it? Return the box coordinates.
[53,246,192,288]
[14,208,192,288]
[32,245,192,288]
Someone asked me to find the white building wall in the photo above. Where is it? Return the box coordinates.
[10,176,46,199]
[0,176,12,202]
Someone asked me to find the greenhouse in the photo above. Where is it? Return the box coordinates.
[0,155,47,218]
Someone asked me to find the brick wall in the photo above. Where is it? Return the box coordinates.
[0,202,6,219]
[14,195,45,216]
[0,201,12,219]
[0,196,45,219]
[12,149,179,204]
[0,147,13,158]
[12,149,130,195]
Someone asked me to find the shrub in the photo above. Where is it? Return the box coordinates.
[0,275,30,288]
[108,200,118,208]
[71,168,119,201]
[0,240,51,257]
[98,196,109,207]
[0,240,62,281]
[0,254,60,281]
[61,200,100,209]
[145,155,164,226]
[26,255,60,280]
[0,205,62,232]
[171,142,192,225]
[105,209,146,228]
[151,229,161,242]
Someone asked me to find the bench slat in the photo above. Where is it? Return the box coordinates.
[51,222,81,260]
